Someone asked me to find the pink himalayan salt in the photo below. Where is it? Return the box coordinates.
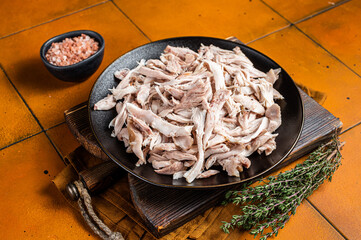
[45,34,99,66]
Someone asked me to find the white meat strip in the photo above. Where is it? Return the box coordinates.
[233,94,265,115]
[148,153,167,163]
[127,119,145,166]
[266,104,282,132]
[155,86,172,106]
[171,97,180,105]
[174,79,211,112]
[258,137,277,155]
[114,69,129,81]
[152,143,178,152]
[243,132,277,156]
[166,113,193,124]
[214,117,264,137]
[240,86,255,95]
[94,94,116,110]
[206,134,226,148]
[233,47,253,66]
[116,128,129,147]
[164,46,198,60]
[137,84,150,106]
[204,144,230,159]
[155,161,184,175]
[130,115,153,137]
[138,66,174,80]
[224,98,240,117]
[176,109,193,119]
[184,108,206,183]
[148,131,162,150]
[238,112,257,130]
[152,160,173,170]
[184,161,195,167]
[162,151,197,161]
[221,117,269,145]
[256,79,274,108]
[115,59,145,90]
[109,102,122,128]
[146,59,166,70]
[265,68,281,84]
[182,145,198,155]
[240,117,269,142]
[173,171,186,180]
[205,60,226,90]
[110,103,127,137]
[126,103,193,137]
[164,86,184,99]
[273,89,284,100]
[218,155,251,177]
[165,54,182,74]
[150,100,162,114]
[196,170,220,179]
[172,135,194,150]
[203,89,231,146]
[205,145,244,169]
[111,86,137,100]
[158,108,174,118]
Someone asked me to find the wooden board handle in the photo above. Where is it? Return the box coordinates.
[79,161,121,192]
[66,161,122,200]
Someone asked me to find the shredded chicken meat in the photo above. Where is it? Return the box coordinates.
[94,44,283,183]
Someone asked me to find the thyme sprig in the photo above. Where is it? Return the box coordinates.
[221,137,343,240]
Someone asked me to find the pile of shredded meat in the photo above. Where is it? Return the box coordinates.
[94,44,283,183]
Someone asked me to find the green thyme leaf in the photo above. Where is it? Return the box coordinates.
[221,136,343,239]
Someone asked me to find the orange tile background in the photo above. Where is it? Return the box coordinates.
[0,0,105,37]
[0,0,360,239]
[0,2,149,129]
[113,0,288,42]
[0,68,41,149]
[248,26,361,130]
[263,0,345,23]
[297,0,361,76]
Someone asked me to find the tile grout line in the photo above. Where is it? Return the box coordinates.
[0,131,44,152]
[110,0,152,42]
[0,0,110,40]
[246,24,291,45]
[294,0,352,25]
[0,64,45,130]
[340,120,361,135]
[259,0,361,79]
[259,0,350,25]
[0,64,65,163]
[305,199,348,239]
[44,131,65,162]
[45,121,66,131]
[294,25,361,78]
[0,120,66,152]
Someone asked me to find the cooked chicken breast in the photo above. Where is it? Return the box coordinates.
[94,44,283,182]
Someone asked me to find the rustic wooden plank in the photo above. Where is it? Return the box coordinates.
[64,103,109,161]
[63,86,342,237]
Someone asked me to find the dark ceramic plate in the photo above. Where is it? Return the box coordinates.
[88,37,304,189]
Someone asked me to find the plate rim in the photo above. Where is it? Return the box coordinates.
[88,36,304,189]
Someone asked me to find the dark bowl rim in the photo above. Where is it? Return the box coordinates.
[88,36,305,189]
[40,29,105,69]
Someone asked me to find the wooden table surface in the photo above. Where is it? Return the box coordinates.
[0,0,360,239]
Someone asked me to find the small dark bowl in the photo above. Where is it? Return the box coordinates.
[40,30,104,82]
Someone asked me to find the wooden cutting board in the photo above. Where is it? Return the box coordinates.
[64,88,341,238]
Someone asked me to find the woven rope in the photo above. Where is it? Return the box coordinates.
[74,181,124,240]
